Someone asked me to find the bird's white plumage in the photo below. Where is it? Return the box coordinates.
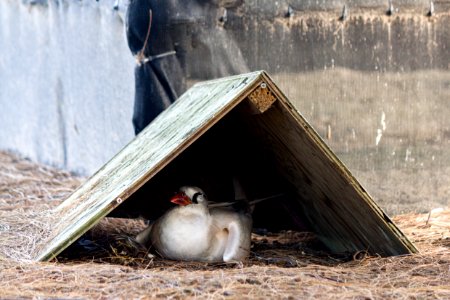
[155,205,214,260]
[136,186,252,262]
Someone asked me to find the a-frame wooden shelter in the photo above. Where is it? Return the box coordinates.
[35,71,417,261]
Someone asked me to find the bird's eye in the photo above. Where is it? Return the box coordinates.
[192,192,203,204]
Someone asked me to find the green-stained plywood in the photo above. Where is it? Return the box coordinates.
[35,71,417,261]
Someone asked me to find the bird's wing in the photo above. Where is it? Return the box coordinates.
[223,217,253,262]
[208,201,237,208]
[233,177,248,202]
[223,220,241,262]
[207,194,284,209]
[135,223,154,247]
[211,210,252,262]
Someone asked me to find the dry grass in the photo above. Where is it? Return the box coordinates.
[1,150,449,299]
[0,151,81,262]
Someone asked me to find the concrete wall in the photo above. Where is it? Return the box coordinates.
[0,0,135,174]
[227,6,450,73]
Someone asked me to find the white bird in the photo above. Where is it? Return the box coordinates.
[135,186,253,263]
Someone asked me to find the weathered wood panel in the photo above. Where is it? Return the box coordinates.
[35,72,262,261]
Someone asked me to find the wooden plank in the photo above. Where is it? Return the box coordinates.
[245,72,417,255]
[35,72,263,261]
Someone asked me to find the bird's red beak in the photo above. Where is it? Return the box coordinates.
[170,192,192,206]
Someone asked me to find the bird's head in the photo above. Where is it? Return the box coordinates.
[170,186,208,206]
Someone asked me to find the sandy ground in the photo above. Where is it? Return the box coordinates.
[0,150,449,299]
